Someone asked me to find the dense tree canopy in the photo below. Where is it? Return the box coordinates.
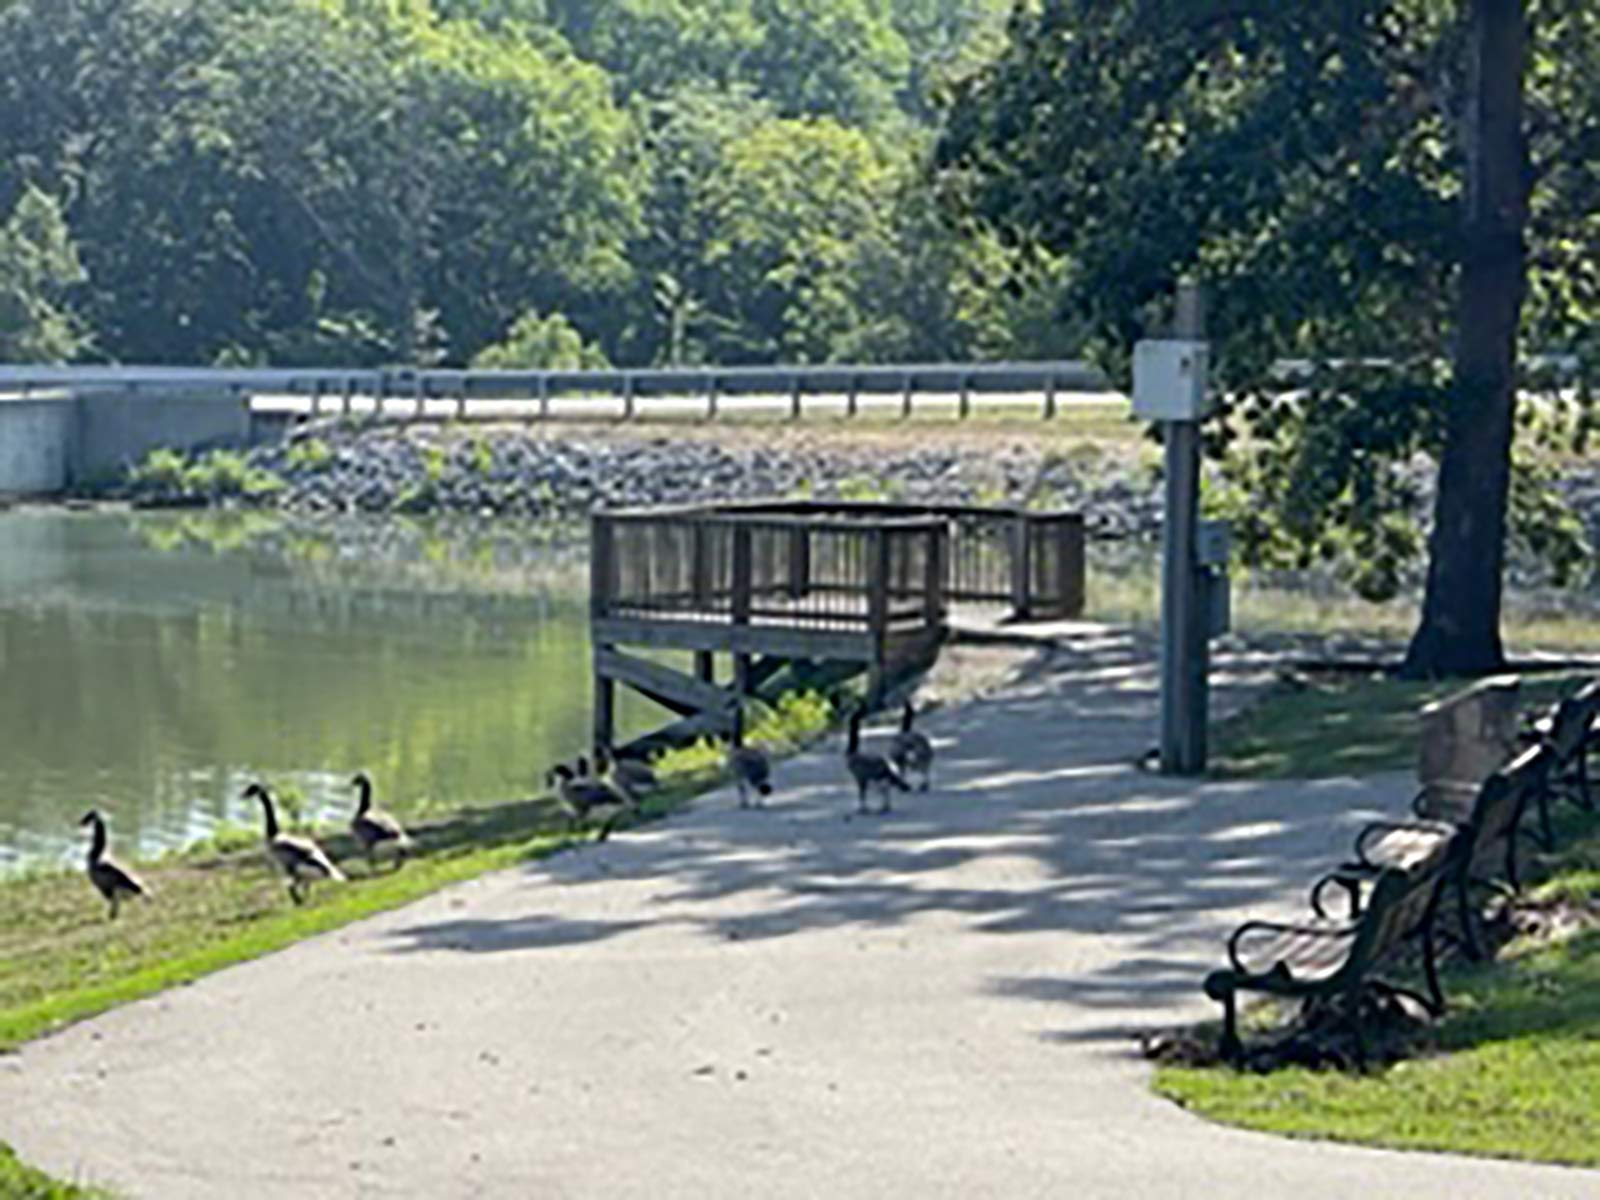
[0,0,1019,369]
[939,0,1600,672]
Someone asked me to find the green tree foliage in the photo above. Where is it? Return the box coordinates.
[471,309,611,368]
[0,0,1045,372]
[940,0,1600,669]
[0,185,89,362]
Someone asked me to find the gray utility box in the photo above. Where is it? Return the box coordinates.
[1132,339,1213,421]
[1196,519,1231,567]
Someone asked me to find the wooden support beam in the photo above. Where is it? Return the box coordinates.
[596,646,733,716]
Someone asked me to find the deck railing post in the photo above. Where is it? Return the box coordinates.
[731,524,752,628]
[787,526,810,601]
[867,527,890,704]
[1010,513,1033,621]
[925,523,947,629]
[591,513,615,620]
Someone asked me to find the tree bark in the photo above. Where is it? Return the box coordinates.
[1402,0,1529,679]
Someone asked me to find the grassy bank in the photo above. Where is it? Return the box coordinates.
[0,1144,105,1199]
[1157,821,1600,1166]
[0,691,835,1052]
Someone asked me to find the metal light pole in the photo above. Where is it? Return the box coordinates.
[1134,279,1223,776]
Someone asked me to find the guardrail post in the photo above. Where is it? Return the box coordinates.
[790,377,802,420]
[901,374,913,419]
[707,376,720,421]
[537,374,550,421]
[623,373,636,420]
[847,374,859,419]
[959,376,971,420]
[341,377,354,416]
[413,372,425,418]
[1042,379,1057,420]
[456,378,468,420]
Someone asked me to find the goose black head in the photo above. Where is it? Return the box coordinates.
[79,809,102,828]
[351,770,373,790]
[242,783,268,802]
[546,764,574,788]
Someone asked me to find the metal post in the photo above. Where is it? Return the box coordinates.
[538,374,551,421]
[707,377,720,421]
[790,377,802,420]
[1043,379,1057,420]
[901,375,913,419]
[959,377,971,420]
[1159,280,1208,774]
[847,375,859,419]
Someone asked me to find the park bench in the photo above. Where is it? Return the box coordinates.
[1203,851,1450,1067]
[1320,744,1553,960]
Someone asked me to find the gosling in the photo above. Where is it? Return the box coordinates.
[889,701,934,792]
[350,771,413,872]
[244,782,345,904]
[844,710,910,816]
[80,810,149,920]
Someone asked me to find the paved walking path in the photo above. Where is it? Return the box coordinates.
[4,633,1595,1198]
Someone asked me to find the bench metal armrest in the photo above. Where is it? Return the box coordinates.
[1352,818,1454,867]
[1225,918,1354,976]
[1310,870,1363,919]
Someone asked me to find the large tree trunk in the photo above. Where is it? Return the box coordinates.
[1402,0,1529,679]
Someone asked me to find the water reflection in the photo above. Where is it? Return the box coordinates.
[0,510,611,868]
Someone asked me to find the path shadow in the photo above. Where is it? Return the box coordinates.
[381,631,1403,1031]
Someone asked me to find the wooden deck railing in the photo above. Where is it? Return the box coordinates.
[593,508,948,637]
[591,500,1083,632]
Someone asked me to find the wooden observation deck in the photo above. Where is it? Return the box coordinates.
[590,501,1085,752]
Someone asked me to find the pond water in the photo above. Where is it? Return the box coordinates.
[0,510,623,869]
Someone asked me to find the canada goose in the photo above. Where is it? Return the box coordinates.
[244,782,345,904]
[79,810,148,920]
[546,762,634,841]
[889,702,934,792]
[595,745,657,803]
[603,746,658,796]
[727,708,772,809]
[349,771,412,871]
[845,710,910,815]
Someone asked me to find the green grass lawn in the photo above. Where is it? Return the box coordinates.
[1158,827,1600,1166]
[0,798,583,1052]
[1208,672,1585,779]
[1167,675,1600,1168]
